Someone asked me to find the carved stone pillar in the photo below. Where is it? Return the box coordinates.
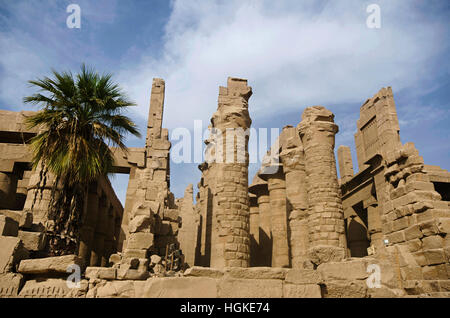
[261,165,290,268]
[298,106,346,265]
[248,193,260,267]
[0,172,17,209]
[209,77,252,268]
[279,126,309,268]
[78,183,100,266]
[103,206,116,266]
[249,174,272,266]
[90,196,108,266]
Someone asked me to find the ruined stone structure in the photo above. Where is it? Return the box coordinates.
[0,79,449,298]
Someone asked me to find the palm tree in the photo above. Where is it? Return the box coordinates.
[24,64,140,255]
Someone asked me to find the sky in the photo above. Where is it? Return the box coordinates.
[0,0,449,205]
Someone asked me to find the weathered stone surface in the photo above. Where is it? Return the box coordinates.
[322,280,368,298]
[0,236,28,273]
[184,266,224,279]
[224,267,288,280]
[218,278,283,298]
[17,230,46,251]
[126,232,154,250]
[308,246,346,266]
[18,278,88,298]
[93,280,135,298]
[141,277,218,298]
[285,269,324,284]
[85,267,117,280]
[0,210,33,229]
[318,259,371,281]
[283,283,322,298]
[116,268,150,280]
[150,254,162,265]
[18,255,82,275]
[109,253,121,267]
[129,215,153,233]
[368,286,405,298]
[0,273,24,297]
[0,215,19,236]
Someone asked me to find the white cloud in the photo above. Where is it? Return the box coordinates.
[117,0,449,132]
[1,0,448,202]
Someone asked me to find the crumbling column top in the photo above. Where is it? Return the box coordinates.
[248,173,268,195]
[298,106,339,135]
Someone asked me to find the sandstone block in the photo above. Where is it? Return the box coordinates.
[422,264,448,280]
[184,266,224,279]
[218,279,282,298]
[141,277,218,298]
[322,280,368,298]
[18,255,83,275]
[129,215,153,233]
[423,249,446,265]
[0,210,33,229]
[0,215,19,237]
[0,273,24,298]
[422,235,444,250]
[283,283,322,298]
[285,269,324,284]
[85,267,117,280]
[150,254,162,265]
[0,236,29,273]
[109,253,121,267]
[18,230,46,251]
[123,249,147,259]
[94,280,135,298]
[126,233,154,250]
[116,268,150,280]
[404,225,423,241]
[436,218,450,234]
[308,246,346,266]
[19,278,72,298]
[121,257,140,270]
[318,259,371,281]
[224,267,288,280]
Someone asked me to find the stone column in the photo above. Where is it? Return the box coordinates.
[209,77,252,268]
[249,174,272,266]
[0,172,17,209]
[366,200,383,255]
[23,168,55,225]
[78,182,100,267]
[261,165,290,268]
[90,196,109,266]
[279,126,310,268]
[248,193,260,267]
[337,145,354,184]
[103,206,116,266]
[15,170,31,210]
[298,106,346,265]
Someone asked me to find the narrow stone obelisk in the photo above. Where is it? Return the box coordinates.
[298,106,346,265]
[209,77,252,268]
[178,184,199,267]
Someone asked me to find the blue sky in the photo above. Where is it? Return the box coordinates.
[0,0,449,205]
